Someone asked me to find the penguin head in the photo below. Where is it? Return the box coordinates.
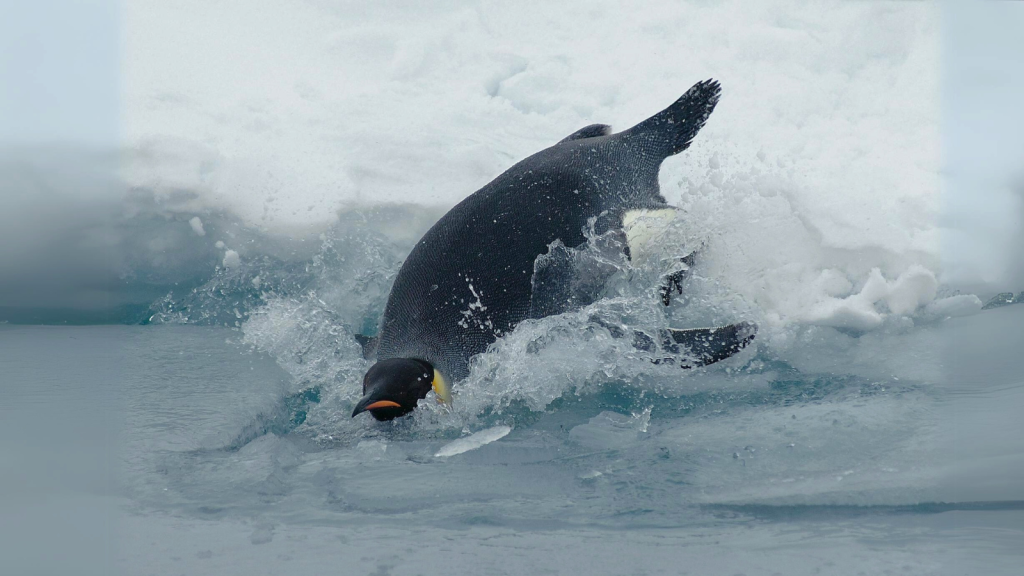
[351,358,452,421]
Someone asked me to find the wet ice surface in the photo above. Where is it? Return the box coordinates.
[3,306,1023,575]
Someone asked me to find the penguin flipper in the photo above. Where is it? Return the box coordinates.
[558,123,613,144]
[624,79,721,158]
[660,321,756,367]
[528,242,575,319]
[354,334,379,360]
[529,236,626,319]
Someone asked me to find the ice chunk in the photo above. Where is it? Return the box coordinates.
[921,294,982,320]
[188,216,206,236]
[803,267,939,330]
[435,426,512,458]
[569,409,652,450]
[803,270,887,331]
[885,265,937,315]
[222,249,240,268]
[982,291,1024,310]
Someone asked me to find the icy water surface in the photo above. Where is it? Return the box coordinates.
[3,304,1023,575]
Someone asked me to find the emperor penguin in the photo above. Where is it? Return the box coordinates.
[352,79,755,421]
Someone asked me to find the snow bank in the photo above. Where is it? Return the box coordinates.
[120,0,942,333]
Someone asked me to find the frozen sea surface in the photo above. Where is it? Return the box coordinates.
[3,305,1024,574]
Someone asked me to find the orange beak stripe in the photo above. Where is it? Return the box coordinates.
[364,400,402,410]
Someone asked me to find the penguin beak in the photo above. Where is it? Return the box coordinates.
[351,387,414,421]
[350,396,402,417]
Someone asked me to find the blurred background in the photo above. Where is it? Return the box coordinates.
[942,1,1024,294]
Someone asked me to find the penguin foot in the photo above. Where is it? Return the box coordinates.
[660,249,699,306]
[594,315,757,369]
[661,321,757,368]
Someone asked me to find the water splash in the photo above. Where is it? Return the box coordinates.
[138,199,980,447]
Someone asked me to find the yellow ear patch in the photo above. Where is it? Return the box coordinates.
[431,369,452,405]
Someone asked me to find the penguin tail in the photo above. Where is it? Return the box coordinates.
[624,79,721,158]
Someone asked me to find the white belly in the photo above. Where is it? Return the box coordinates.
[622,208,679,264]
